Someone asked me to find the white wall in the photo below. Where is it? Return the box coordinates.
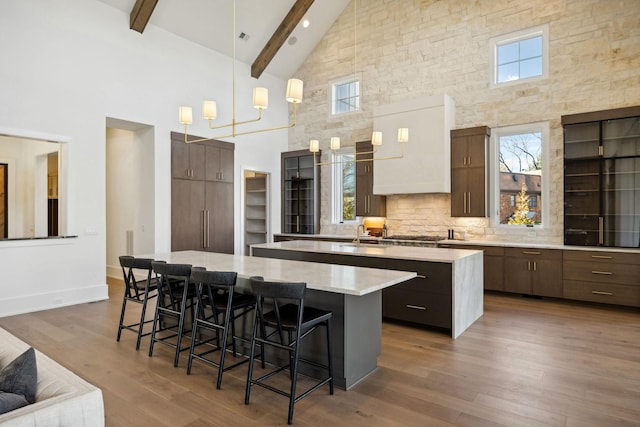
[0,0,289,316]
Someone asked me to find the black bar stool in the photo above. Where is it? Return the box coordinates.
[187,268,257,389]
[245,276,334,425]
[117,256,158,350]
[148,261,194,367]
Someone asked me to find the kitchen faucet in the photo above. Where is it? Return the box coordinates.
[354,223,365,247]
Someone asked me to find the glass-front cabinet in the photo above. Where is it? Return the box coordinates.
[563,108,640,247]
[281,150,320,234]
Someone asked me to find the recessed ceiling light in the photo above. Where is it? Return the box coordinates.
[302,19,310,28]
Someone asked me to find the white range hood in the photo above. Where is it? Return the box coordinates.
[373,94,455,195]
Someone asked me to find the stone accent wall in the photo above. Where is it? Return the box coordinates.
[289,0,640,243]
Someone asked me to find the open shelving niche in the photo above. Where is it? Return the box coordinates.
[244,172,269,255]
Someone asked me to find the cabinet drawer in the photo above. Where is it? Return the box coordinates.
[563,250,640,265]
[383,288,451,328]
[388,273,451,296]
[564,280,640,307]
[504,247,562,261]
[563,260,640,285]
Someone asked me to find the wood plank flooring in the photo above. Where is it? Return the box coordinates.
[1,281,639,426]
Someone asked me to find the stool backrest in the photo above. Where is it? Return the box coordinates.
[151,261,192,310]
[119,256,154,297]
[249,276,306,300]
[190,269,238,289]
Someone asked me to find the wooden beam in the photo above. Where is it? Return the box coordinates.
[251,0,314,79]
[130,0,158,34]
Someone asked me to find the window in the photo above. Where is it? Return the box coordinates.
[490,25,548,86]
[492,122,549,228]
[331,148,356,223]
[331,79,360,115]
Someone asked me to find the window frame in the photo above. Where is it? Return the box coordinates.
[331,147,357,224]
[328,74,361,116]
[489,24,549,88]
[490,121,549,229]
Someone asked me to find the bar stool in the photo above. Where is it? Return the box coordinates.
[187,269,257,389]
[148,261,194,367]
[117,256,157,350]
[245,276,334,425]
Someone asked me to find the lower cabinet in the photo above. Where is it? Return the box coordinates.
[503,248,563,297]
[381,260,452,329]
[563,250,640,307]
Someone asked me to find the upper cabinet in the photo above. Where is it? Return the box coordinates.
[356,141,386,217]
[172,135,234,183]
[562,106,640,247]
[281,150,320,234]
[373,94,455,195]
[450,126,490,217]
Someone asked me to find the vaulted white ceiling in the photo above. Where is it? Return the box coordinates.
[96,0,350,79]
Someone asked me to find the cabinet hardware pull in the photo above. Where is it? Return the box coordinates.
[591,255,613,259]
[522,251,541,255]
[463,192,467,213]
[598,145,604,156]
[416,275,427,279]
[467,156,471,166]
[533,261,536,272]
[591,290,613,296]
[591,270,613,275]
[598,217,604,245]
[220,171,224,180]
[527,261,531,271]
[202,210,206,248]
[206,210,210,248]
[467,192,471,213]
[296,216,300,233]
[406,304,427,311]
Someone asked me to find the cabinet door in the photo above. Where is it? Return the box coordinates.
[532,258,563,297]
[188,143,206,180]
[503,256,532,294]
[205,146,234,183]
[484,255,504,291]
[171,140,190,179]
[171,179,205,251]
[205,181,234,253]
[450,168,469,217]
[355,142,386,217]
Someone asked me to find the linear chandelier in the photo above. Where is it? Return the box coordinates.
[308,0,407,166]
[177,0,303,144]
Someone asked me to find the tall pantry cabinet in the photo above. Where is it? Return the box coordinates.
[171,132,234,253]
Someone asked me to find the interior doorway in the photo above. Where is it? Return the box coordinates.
[105,118,155,279]
[243,170,269,255]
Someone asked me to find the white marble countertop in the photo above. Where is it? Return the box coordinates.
[252,241,482,263]
[144,251,416,297]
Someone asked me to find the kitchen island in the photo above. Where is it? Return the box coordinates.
[144,250,416,389]
[251,241,484,339]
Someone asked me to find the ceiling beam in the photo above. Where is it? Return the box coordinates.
[251,0,314,79]
[130,0,158,33]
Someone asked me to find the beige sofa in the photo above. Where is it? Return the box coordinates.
[0,327,104,426]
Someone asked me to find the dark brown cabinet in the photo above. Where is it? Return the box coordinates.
[438,243,504,291]
[450,126,490,217]
[563,250,640,307]
[562,107,640,247]
[171,132,234,253]
[281,150,320,234]
[382,260,452,329]
[503,247,562,297]
[355,141,386,217]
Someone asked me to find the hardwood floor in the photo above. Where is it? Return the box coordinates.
[1,281,639,426]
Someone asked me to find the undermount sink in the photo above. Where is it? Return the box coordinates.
[339,243,390,253]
